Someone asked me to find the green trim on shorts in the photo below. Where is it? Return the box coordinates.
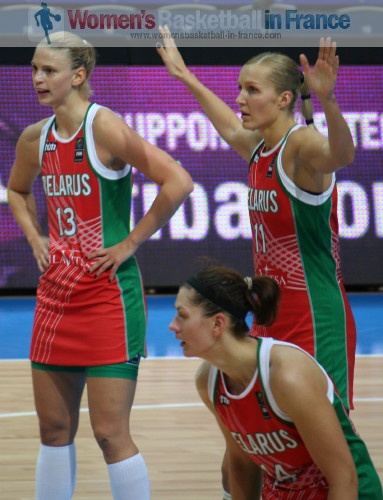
[31,356,140,381]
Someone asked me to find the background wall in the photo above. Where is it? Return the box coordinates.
[1,46,382,292]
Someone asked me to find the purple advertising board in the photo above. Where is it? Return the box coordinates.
[0,65,382,289]
[0,1,379,5]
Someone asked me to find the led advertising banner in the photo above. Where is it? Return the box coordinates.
[0,65,382,288]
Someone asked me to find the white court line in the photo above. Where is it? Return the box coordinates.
[1,355,383,362]
[1,398,382,419]
[0,403,203,419]
[1,357,382,419]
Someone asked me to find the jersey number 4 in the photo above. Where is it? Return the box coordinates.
[261,463,297,484]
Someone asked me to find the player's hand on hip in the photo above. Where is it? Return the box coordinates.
[87,239,137,281]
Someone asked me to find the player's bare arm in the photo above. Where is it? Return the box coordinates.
[269,346,358,499]
[8,120,50,272]
[87,108,193,280]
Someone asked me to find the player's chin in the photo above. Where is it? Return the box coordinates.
[37,95,52,106]
[241,118,255,130]
[181,342,194,358]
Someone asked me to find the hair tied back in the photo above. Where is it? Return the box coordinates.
[244,276,253,290]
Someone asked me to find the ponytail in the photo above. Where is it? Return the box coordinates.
[300,72,316,129]
[244,275,280,327]
[183,266,280,338]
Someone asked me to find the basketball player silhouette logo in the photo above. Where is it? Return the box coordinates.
[34,2,61,44]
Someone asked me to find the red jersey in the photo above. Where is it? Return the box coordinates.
[248,125,356,409]
[31,103,147,366]
[208,337,382,499]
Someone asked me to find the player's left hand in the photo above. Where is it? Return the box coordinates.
[87,239,137,281]
[300,37,339,100]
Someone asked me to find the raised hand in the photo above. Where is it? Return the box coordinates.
[156,25,189,80]
[299,37,339,100]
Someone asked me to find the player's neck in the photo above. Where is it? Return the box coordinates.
[262,116,295,151]
[215,338,258,395]
[53,98,90,139]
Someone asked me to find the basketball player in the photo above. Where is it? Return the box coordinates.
[170,266,383,499]
[7,31,193,499]
[156,28,357,497]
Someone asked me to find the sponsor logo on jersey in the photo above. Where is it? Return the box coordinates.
[255,391,271,420]
[74,137,84,162]
[250,143,277,177]
[44,142,57,152]
[266,153,278,178]
[219,393,231,406]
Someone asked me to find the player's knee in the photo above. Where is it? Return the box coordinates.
[93,421,137,461]
[92,421,127,454]
[39,415,74,445]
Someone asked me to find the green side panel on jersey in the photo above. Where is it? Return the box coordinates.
[98,175,146,360]
[83,104,146,360]
[332,394,383,499]
[98,174,147,360]
[276,166,350,407]
[82,103,133,249]
[115,257,147,360]
[98,172,133,248]
[289,195,349,404]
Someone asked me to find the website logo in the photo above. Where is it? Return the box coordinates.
[28,2,64,43]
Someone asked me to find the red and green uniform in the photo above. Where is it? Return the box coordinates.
[31,103,146,366]
[208,337,382,499]
[248,125,356,410]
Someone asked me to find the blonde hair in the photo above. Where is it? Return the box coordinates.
[36,31,96,99]
[245,52,315,128]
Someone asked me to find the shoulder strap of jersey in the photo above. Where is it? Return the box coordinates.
[257,337,295,423]
[248,124,301,168]
[84,102,101,127]
[256,336,273,395]
[249,139,265,166]
[207,364,220,407]
[282,123,302,146]
[39,115,56,166]
[272,124,302,161]
[258,336,334,419]
[83,102,132,180]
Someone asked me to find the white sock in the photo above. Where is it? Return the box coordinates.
[107,452,150,500]
[35,443,76,500]
[222,489,232,500]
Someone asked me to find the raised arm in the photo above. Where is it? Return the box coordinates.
[87,107,193,280]
[7,122,50,272]
[270,346,358,499]
[297,37,355,172]
[156,25,258,162]
[195,361,262,499]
